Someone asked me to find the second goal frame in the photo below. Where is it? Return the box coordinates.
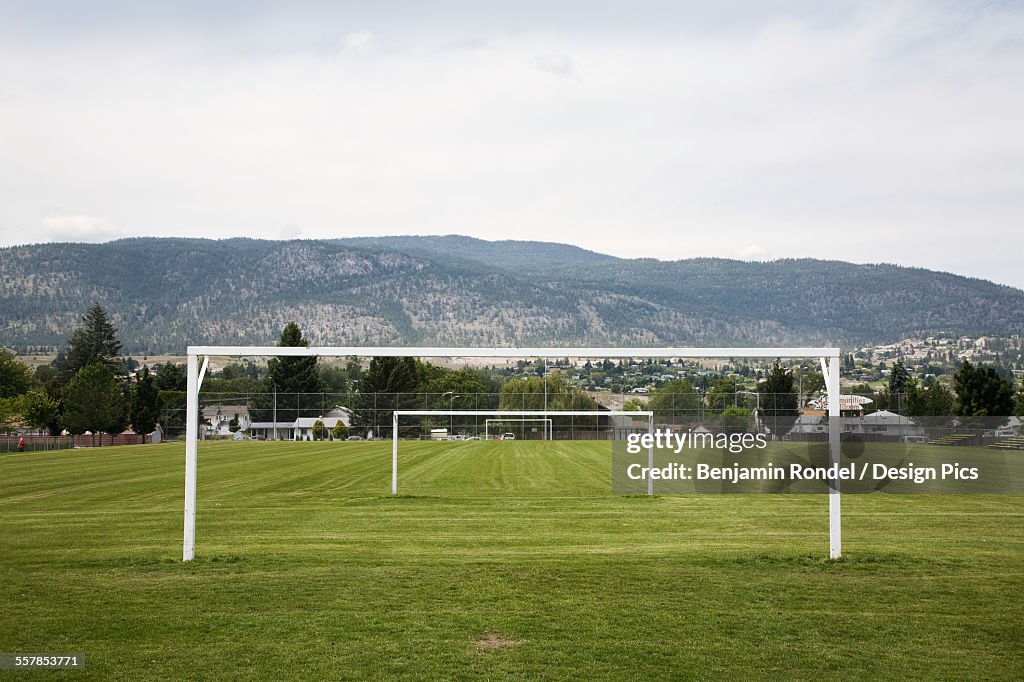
[392,410,655,497]
[484,418,553,440]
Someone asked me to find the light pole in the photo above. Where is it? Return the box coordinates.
[271,379,278,441]
[442,391,459,436]
[739,390,761,432]
[543,370,548,440]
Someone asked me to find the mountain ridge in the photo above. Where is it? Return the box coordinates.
[1,236,1021,354]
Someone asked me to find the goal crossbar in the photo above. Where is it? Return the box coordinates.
[183,346,841,561]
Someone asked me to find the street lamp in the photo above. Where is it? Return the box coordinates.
[442,391,459,436]
[739,390,761,432]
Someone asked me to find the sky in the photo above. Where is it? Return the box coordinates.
[1,1,1022,288]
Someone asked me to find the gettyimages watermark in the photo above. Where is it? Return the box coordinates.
[613,418,1024,494]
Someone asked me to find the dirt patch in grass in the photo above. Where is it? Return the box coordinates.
[472,633,523,651]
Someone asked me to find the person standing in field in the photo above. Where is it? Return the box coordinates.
[18,437,26,452]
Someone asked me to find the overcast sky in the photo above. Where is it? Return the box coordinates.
[1,1,1021,287]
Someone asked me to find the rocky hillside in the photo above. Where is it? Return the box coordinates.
[1,236,1021,354]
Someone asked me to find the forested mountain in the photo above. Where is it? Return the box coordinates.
[1,236,1022,354]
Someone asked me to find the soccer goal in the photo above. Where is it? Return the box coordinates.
[182,346,842,561]
[391,409,654,497]
[484,418,553,440]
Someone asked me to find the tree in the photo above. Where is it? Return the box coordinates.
[954,360,1014,426]
[156,363,187,391]
[228,415,241,434]
[0,350,34,398]
[312,419,328,441]
[705,378,738,413]
[758,362,799,438]
[130,366,160,443]
[269,323,324,416]
[62,304,123,378]
[0,397,19,432]
[352,356,420,436]
[647,379,700,420]
[499,373,597,431]
[719,406,754,435]
[19,390,60,435]
[424,367,501,411]
[251,322,325,423]
[331,420,349,440]
[622,398,647,411]
[906,380,956,428]
[62,362,129,444]
[888,360,912,414]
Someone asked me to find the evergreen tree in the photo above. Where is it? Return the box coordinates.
[155,363,187,391]
[63,304,122,378]
[352,356,420,436]
[130,366,161,443]
[954,360,1014,427]
[62,362,129,444]
[758,362,799,438]
[251,322,325,422]
[888,360,912,414]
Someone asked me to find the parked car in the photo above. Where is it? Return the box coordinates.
[502,433,516,440]
[346,435,365,441]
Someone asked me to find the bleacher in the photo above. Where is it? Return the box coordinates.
[988,436,1024,451]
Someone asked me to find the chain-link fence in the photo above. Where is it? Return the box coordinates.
[0,435,74,453]
[161,390,1024,445]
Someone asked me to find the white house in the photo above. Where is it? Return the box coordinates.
[249,407,352,441]
[202,405,251,436]
[847,410,925,439]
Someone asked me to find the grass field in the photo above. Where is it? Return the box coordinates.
[1,440,1022,680]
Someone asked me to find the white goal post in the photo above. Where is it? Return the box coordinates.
[182,346,842,561]
[484,418,553,440]
[392,410,655,497]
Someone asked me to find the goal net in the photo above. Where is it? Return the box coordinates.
[485,418,552,440]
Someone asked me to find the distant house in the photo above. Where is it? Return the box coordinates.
[294,417,345,441]
[248,421,296,441]
[848,410,925,439]
[202,405,250,436]
[247,407,352,441]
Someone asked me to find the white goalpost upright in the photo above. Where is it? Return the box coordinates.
[182,346,842,561]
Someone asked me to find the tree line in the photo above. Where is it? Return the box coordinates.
[0,304,163,443]
[2,309,1021,442]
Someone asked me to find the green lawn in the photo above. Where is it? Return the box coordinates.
[1,440,1021,680]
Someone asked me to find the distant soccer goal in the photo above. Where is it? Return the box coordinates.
[485,418,553,440]
[392,410,655,497]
